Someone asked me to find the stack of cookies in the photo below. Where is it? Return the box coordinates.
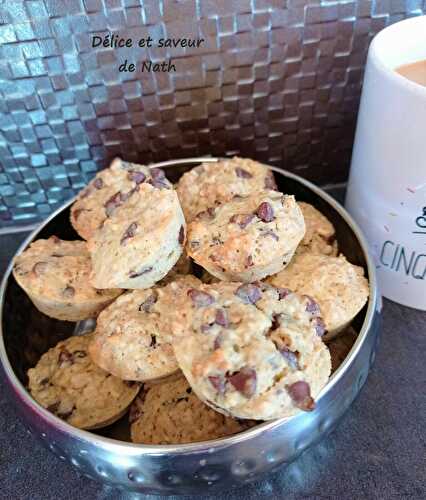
[14,157,369,445]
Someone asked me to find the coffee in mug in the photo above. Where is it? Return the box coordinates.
[396,60,426,87]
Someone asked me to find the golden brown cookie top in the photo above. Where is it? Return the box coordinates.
[176,157,277,222]
[89,275,201,382]
[296,202,338,256]
[130,376,254,444]
[268,253,369,338]
[172,281,331,420]
[186,191,305,282]
[28,334,140,429]
[13,236,120,306]
[88,182,185,289]
[71,158,172,240]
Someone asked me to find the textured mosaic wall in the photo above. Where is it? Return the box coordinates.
[0,1,425,227]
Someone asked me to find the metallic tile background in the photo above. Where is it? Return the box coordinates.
[0,1,424,228]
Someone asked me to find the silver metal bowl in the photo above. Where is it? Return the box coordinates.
[0,158,381,495]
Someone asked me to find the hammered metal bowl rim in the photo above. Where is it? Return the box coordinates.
[0,156,378,454]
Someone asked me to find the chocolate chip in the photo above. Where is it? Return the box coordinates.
[201,323,212,333]
[139,293,158,313]
[33,262,48,275]
[150,335,157,348]
[148,178,169,189]
[93,178,104,189]
[208,375,226,394]
[178,225,185,245]
[305,296,321,315]
[129,267,152,278]
[271,313,282,330]
[215,309,229,327]
[121,185,140,201]
[286,381,315,411]
[63,286,75,299]
[235,167,253,179]
[148,168,169,189]
[120,222,138,246]
[189,240,200,250]
[264,171,277,190]
[227,367,257,398]
[276,287,291,300]
[213,333,224,350]
[261,229,279,241]
[40,377,50,386]
[313,317,327,337]
[196,207,215,220]
[235,283,262,304]
[279,348,299,370]
[127,170,146,184]
[58,349,73,366]
[229,213,255,229]
[256,202,274,222]
[187,288,215,307]
[245,255,254,268]
[104,191,123,217]
[150,168,166,180]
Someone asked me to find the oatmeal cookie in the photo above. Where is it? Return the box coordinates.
[70,158,172,240]
[172,281,331,420]
[88,182,185,289]
[267,253,369,339]
[186,192,305,282]
[176,157,277,222]
[130,376,254,444]
[296,202,338,256]
[27,334,140,429]
[89,275,201,381]
[13,237,121,321]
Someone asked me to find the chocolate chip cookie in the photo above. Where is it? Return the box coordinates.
[70,158,172,240]
[27,334,140,429]
[172,281,331,420]
[176,157,277,222]
[129,376,254,444]
[13,237,121,321]
[296,202,338,256]
[89,275,201,381]
[267,253,369,339]
[186,191,305,282]
[88,182,186,289]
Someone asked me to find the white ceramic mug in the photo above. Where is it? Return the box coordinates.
[346,15,426,310]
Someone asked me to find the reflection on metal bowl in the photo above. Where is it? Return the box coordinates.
[0,157,381,495]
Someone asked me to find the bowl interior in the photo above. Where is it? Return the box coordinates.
[1,160,369,442]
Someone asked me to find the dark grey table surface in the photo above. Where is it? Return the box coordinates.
[0,230,425,500]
